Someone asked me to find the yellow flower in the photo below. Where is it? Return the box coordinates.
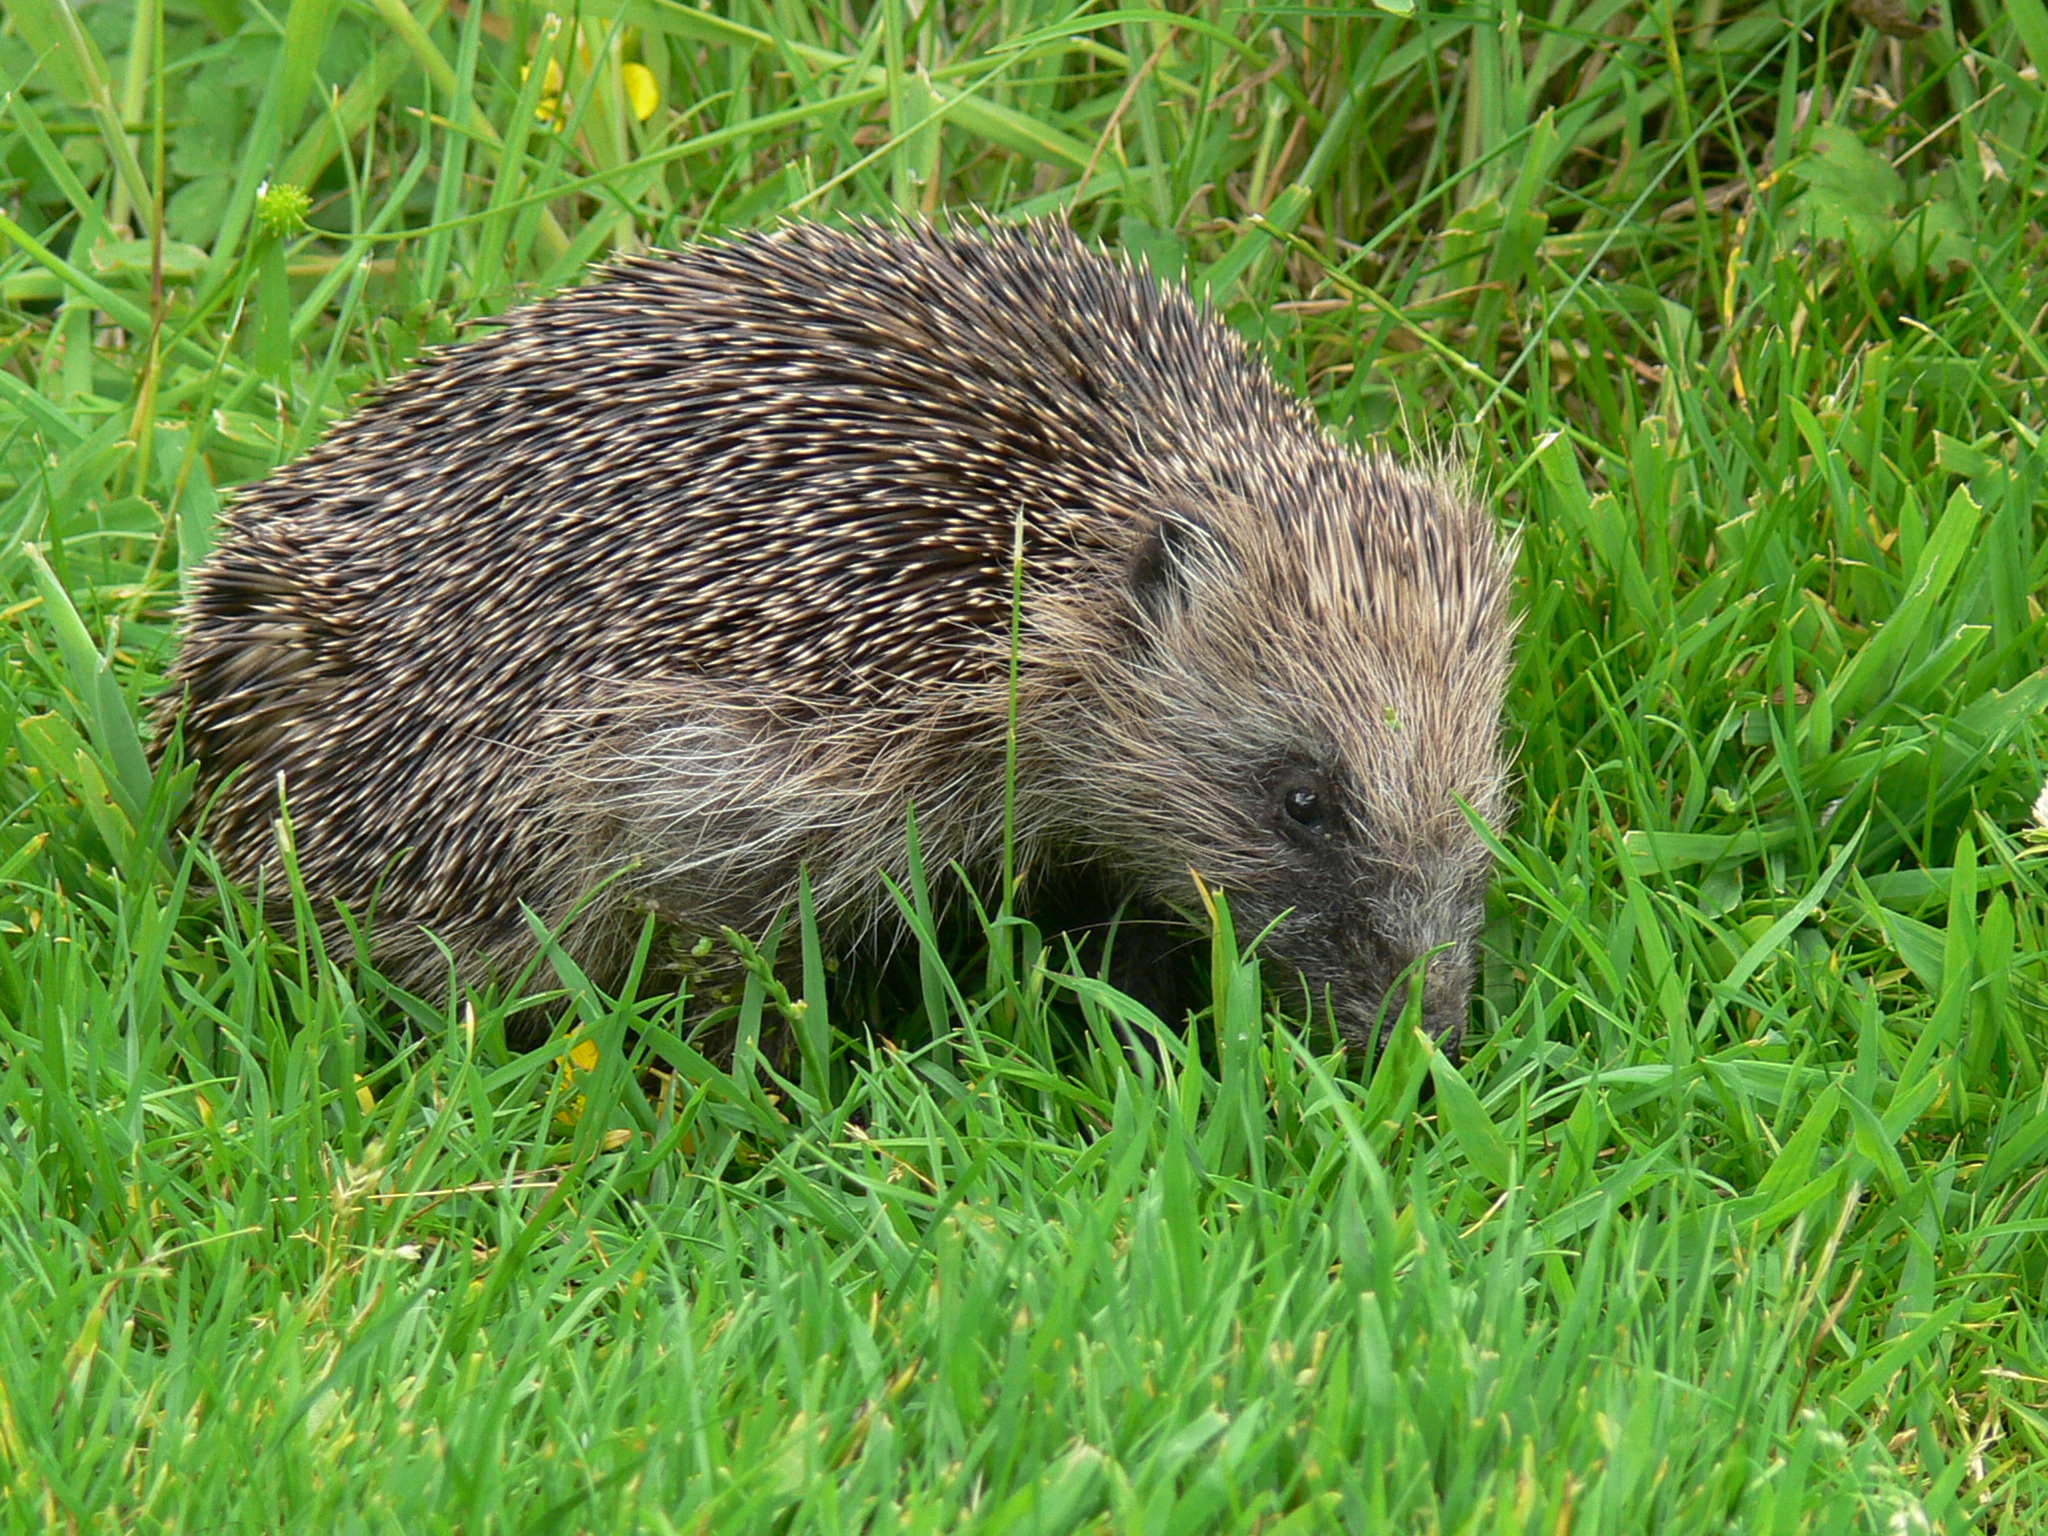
[622,62,659,123]
[521,57,566,126]
[556,1032,601,1125]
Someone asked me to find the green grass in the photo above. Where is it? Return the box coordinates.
[4,0,2048,1528]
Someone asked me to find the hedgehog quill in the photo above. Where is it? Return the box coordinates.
[164,221,1516,1053]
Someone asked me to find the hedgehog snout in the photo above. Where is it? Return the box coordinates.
[1337,923,1477,1060]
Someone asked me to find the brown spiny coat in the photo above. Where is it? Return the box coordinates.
[165,221,1515,1048]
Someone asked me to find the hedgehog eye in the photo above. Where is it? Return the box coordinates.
[1274,768,1340,841]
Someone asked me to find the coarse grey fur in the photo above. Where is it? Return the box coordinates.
[162,220,1516,1051]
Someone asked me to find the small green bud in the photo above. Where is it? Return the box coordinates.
[255,182,312,240]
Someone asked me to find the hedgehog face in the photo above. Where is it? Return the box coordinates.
[1226,744,1504,1056]
[1106,703,1506,1058]
[1046,465,1514,1056]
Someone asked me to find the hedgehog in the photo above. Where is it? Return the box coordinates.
[162,220,1516,1054]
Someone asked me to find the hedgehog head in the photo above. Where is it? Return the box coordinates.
[1032,454,1515,1054]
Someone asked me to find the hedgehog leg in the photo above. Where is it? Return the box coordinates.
[545,687,903,1064]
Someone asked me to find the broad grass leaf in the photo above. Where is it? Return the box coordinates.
[1788,124,1903,254]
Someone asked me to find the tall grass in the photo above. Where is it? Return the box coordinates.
[2,0,2046,1528]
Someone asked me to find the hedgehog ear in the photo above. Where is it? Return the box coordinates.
[1128,515,1211,622]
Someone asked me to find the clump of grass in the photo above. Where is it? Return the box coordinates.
[2,0,2046,1527]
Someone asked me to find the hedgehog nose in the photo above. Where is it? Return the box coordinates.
[1422,981,1471,1061]
[1381,949,1471,1043]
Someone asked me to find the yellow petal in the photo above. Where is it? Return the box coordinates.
[622,61,659,123]
[519,58,566,94]
[555,1037,600,1127]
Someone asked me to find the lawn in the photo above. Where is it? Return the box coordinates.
[3,0,2047,1528]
